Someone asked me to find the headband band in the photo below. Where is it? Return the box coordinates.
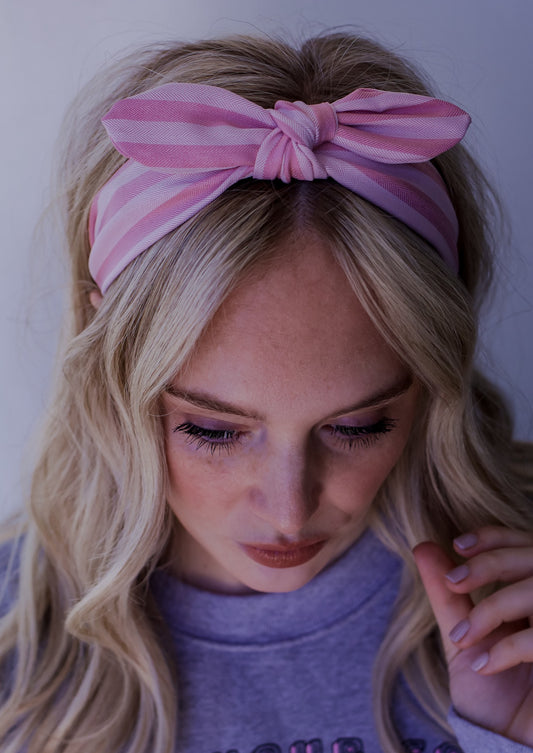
[88,83,471,293]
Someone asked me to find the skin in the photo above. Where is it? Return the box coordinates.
[92,233,533,744]
[159,234,419,594]
[414,531,533,745]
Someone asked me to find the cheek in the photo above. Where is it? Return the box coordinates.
[165,447,243,524]
[326,429,414,514]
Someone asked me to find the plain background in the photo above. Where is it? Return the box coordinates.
[1,0,532,519]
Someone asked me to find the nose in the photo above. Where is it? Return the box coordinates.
[249,443,320,536]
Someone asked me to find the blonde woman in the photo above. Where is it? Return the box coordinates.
[1,32,532,753]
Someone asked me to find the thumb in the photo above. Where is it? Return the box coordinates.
[412,541,473,662]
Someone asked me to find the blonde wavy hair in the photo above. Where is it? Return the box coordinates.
[1,31,532,753]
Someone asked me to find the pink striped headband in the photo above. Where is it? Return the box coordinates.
[88,83,471,293]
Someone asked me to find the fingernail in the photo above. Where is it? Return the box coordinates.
[454,533,478,550]
[471,652,489,672]
[449,619,470,643]
[445,564,469,583]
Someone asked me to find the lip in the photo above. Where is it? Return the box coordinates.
[239,539,327,568]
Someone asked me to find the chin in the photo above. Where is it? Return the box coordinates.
[240,559,327,594]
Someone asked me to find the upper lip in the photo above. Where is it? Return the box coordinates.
[240,538,326,552]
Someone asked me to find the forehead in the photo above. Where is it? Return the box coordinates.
[176,234,407,417]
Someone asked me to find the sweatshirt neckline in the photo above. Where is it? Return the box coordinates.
[150,528,401,645]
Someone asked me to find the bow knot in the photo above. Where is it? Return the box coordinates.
[253,100,337,182]
[90,82,471,292]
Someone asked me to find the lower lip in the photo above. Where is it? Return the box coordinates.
[240,540,327,568]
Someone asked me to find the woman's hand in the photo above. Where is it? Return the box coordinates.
[413,527,533,747]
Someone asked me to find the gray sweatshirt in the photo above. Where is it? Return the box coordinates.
[149,529,533,753]
[1,532,532,752]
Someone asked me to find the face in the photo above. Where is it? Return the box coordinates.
[160,234,419,594]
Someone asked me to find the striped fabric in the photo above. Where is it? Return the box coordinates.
[88,83,471,292]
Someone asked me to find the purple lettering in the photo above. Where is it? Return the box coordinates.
[332,739,364,753]
[289,740,324,753]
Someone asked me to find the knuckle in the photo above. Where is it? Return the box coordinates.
[472,525,533,554]
[477,525,504,544]
[478,550,500,574]
[502,632,521,656]
[470,593,500,630]
[497,556,519,582]
[490,634,520,669]
[467,550,502,584]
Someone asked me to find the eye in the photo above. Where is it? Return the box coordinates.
[325,417,397,450]
[173,421,243,455]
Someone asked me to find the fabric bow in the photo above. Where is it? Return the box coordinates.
[89,83,470,292]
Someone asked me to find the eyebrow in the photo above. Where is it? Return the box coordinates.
[165,386,265,421]
[165,374,413,421]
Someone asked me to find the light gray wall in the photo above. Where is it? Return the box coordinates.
[2,0,532,518]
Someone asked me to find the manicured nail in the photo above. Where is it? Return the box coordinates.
[454,533,478,550]
[445,564,469,583]
[471,652,489,672]
[449,619,470,643]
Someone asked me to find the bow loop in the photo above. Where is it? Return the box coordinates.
[90,82,471,292]
[333,88,471,164]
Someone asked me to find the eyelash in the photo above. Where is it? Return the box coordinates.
[173,422,241,455]
[325,418,398,448]
[173,418,398,455]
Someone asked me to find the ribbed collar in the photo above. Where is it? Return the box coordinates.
[150,528,401,645]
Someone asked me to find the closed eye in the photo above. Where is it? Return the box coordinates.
[173,422,243,454]
[173,417,398,455]
[325,417,398,449]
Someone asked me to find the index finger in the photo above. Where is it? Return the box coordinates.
[412,541,473,663]
[453,527,533,558]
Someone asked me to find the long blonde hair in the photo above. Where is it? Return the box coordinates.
[1,32,532,753]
